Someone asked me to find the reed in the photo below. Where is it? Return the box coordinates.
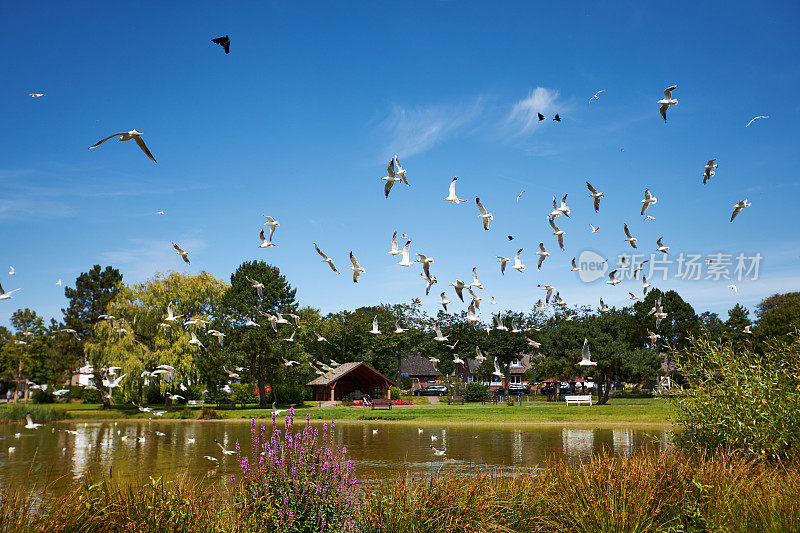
[0,403,68,423]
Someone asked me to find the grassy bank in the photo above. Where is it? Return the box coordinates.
[42,398,672,426]
[2,451,796,532]
[0,403,69,423]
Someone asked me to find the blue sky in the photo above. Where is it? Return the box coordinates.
[2,1,799,327]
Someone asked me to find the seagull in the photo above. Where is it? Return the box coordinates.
[728,284,738,293]
[633,260,649,279]
[623,224,638,249]
[586,182,604,212]
[215,440,236,455]
[548,216,566,251]
[647,329,661,343]
[421,264,437,295]
[244,317,259,327]
[385,233,402,259]
[245,276,265,298]
[395,240,414,267]
[258,229,277,249]
[164,302,182,322]
[431,434,439,442]
[223,367,240,380]
[640,189,657,216]
[382,158,402,198]
[55,279,62,286]
[538,284,555,303]
[570,258,581,272]
[211,35,230,54]
[494,315,508,331]
[743,325,752,334]
[394,320,408,334]
[430,445,447,456]
[8,266,14,275]
[644,216,656,221]
[578,338,597,366]
[606,270,621,286]
[315,332,328,343]
[535,299,547,311]
[444,177,466,203]
[564,313,577,321]
[475,198,493,230]
[516,190,525,202]
[474,346,487,363]
[466,302,479,324]
[272,401,288,416]
[349,252,366,283]
[369,316,381,335]
[553,114,561,122]
[703,159,718,185]
[536,243,549,270]
[205,455,219,463]
[0,283,21,300]
[490,296,496,305]
[262,216,280,241]
[189,331,205,349]
[452,354,465,365]
[745,115,769,128]
[25,414,44,429]
[526,337,541,349]
[497,256,510,275]
[471,267,484,289]
[445,340,459,350]
[590,224,599,233]
[171,243,190,264]
[557,195,571,218]
[288,313,301,327]
[730,199,751,222]
[428,356,440,367]
[450,279,468,302]
[393,155,409,185]
[433,325,448,342]
[89,130,157,163]
[658,85,678,122]
[156,211,165,215]
[656,237,670,254]
[282,330,296,342]
[642,276,652,295]
[588,89,605,103]
[30,93,45,98]
[629,292,640,301]
[440,292,451,311]
[314,244,339,273]
[549,196,563,219]
[599,298,610,313]
[492,358,504,378]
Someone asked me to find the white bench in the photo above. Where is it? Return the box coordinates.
[564,395,593,406]
[187,400,204,409]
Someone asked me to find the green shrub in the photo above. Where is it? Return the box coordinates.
[400,375,412,390]
[31,388,55,404]
[464,382,488,402]
[272,382,308,405]
[671,334,800,458]
[0,403,68,422]
[80,387,102,404]
[231,383,258,405]
[390,386,401,400]
[197,407,221,420]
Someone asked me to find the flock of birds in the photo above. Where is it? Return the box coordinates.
[5,36,771,461]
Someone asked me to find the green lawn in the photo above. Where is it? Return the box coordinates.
[50,398,672,426]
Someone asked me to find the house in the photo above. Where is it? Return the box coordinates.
[70,363,95,387]
[399,354,441,390]
[307,362,395,402]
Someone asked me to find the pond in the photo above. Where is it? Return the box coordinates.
[0,420,671,493]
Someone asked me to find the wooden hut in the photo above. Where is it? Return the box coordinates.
[307,362,395,402]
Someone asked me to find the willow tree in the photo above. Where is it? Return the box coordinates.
[218,261,300,408]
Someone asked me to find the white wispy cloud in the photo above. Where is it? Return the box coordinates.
[506,87,562,136]
[98,237,206,282]
[380,98,486,158]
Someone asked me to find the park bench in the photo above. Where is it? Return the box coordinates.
[187,400,204,409]
[482,395,499,405]
[564,395,593,406]
[217,400,236,409]
[446,395,464,405]
[371,398,392,410]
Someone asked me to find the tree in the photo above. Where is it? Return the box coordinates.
[724,303,752,344]
[218,261,300,408]
[62,265,123,407]
[0,309,53,401]
[755,292,800,340]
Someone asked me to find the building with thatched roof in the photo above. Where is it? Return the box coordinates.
[307,362,395,402]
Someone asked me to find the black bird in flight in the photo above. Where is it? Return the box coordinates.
[507,236,514,241]
[537,112,545,121]
[212,35,230,54]
[553,114,561,122]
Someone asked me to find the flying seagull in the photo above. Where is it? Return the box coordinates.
[590,224,600,233]
[475,198,493,230]
[497,255,510,275]
[211,35,230,54]
[349,252,365,283]
[8,266,14,275]
[586,182,604,212]
[730,199,751,222]
[516,190,525,202]
[577,338,597,366]
[512,249,526,272]
[548,216,566,251]
[433,325,448,342]
[588,89,605,103]
[450,279,468,302]
[245,276,265,299]
[382,158,402,198]
[640,189,657,215]
[606,270,621,286]
[258,229,277,248]
[623,224,638,248]
[658,85,678,122]
[702,159,718,185]
[393,155,409,186]
[387,231,402,256]
[745,115,768,127]
[369,316,381,335]
[314,244,339,273]
[396,240,414,267]
[29,93,45,98]
[89,130,157,163]
[656,237,670,254]
[172,242,190,264]
[262,216,279,241]
[0,283,21,300]
[444,177,465,203]
[439,292,451,311]
[536,243,549,270]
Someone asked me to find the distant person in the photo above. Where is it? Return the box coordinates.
[5,390,11,402]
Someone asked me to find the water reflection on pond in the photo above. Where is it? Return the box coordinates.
[0,420,671,493]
